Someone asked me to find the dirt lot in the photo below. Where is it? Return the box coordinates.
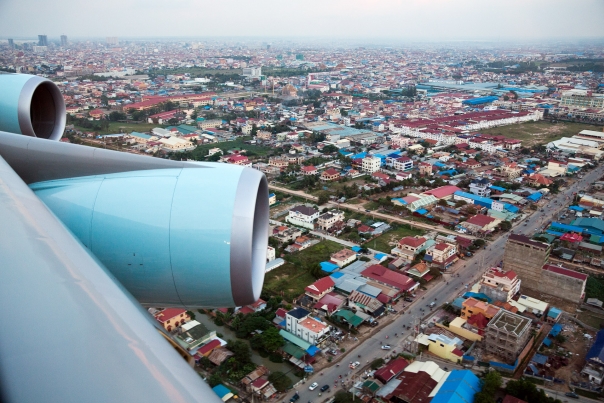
[481,121,600,148]
[542,320,596,392]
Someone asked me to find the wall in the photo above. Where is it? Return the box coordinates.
[438,318,483,342]
[503,239,549,291]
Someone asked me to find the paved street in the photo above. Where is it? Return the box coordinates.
[287,165,604,403]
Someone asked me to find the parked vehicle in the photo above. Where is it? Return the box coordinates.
[320,385,330,392]
[381,345,391,350]
[565,392,579,399]
[309,382,319,391]
[290,392,300,402]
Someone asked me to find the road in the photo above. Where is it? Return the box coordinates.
[268,184,476,240]
[288,165,604,403]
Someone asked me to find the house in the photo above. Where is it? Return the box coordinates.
[175,320,216,351]
[461,298,500,320]
[194,339,222,358]
[392,156,413,171]
[374,357,409,383]
[407,262,431,279]
[301,165,318,176]
[416,333,464,363]
[154,308,190,332]
[285,236,313,253]
[316,210,345,231]
[285,307,330,345]
[526,173,553,187]
[286,205,319,229]
[305,276,335,301]
[425,242,458,270]
[430,370,481,403]
[422,185,461,201]
[330,248,357,267]
[392,236,428,261]
[360,264,419,296]
[419,161,433,176]
[479,267,521,302]
[227,154,252,167]
[268,193,277,206]
[362,156,381,173]
[272,225,303,243]
[459,214,500,233]
[347,290,385,317]
[469,178,491,197]
[320,168,340,181]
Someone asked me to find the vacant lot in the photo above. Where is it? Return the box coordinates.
[364,224,424,253]
[481,121,601,147]
[578,311,604,329]
[263,240,343,301]
[191,137,274,159]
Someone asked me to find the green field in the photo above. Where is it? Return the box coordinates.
[578,311,604,329]
[263,240,344,301]
[364,224,423,253]
[480,121,601,147]
[191,137,275,159]
[585,276,604,301]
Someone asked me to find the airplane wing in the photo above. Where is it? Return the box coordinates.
[0,153,222,403]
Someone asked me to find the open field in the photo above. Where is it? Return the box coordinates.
[480,121,601,148]
[578,311,604,329]
[263,240,343,301]
[191,137,275,159]
[364,224,424,254]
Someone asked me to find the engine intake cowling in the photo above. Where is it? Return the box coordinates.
[29,165,269,308]
[0,73,65,141]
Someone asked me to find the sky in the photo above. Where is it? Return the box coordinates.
[1,0,603,42]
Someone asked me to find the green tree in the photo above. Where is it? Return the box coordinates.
[258,327,284,353]
[317,192,329,205]
[207,373,222,387]
[370,358,385,370]
[268,371,292,392]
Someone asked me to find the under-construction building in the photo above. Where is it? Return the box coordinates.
[503,234,551,290]
[485,310,531,364]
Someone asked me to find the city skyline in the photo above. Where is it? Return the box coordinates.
[1,0,604,41]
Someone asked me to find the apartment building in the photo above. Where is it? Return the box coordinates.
[286,205,319,230]
[316,210,345,231]
[285,307,330,345]
[362,156,382,173]
[479,268,521,302]
[560,90,604,109]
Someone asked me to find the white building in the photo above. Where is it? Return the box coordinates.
[362,156,381,173]
[286,205,319,230]
[285,307,330,345]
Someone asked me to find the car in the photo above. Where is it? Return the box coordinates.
[369,321,379,327]
[565,392,579,399]
[290,393,300,402]
[365,209,371,212]
[429,302,436,308]
[349,361,360,369]
[320,385,330,392]
[381,345,391,350]
[404,297,413,302]
[309,382,318,391]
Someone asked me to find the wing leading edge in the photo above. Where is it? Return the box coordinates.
[0,154,220,403]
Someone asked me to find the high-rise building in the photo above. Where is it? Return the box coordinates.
[106,37,118,45]
[8,39,14,48]
[503,234,550,291]
[60,35,68,46]
[38,35,48,47]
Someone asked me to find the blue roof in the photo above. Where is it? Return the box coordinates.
[454,191,493,207]
[490,185,506,192]
[330,272,345,279]
[546,230,565,237]
[504,203,520,213]
[434,161,447,168]
[306,345,320,356]
[130,131,151,140]
[392,197,407,205]
[269,193,275,197]
[569,205,585,211]
[351,246,362,252]
[374,253,387,261]
[550,222,586,233]
[587,330,604,365]
[212,384,231,399]
[452,297,465,310]
[431,370,481,403]
[320,262,339,273]
[416,208,428,215]
[438,169,458,176]
[288,307,310,320]
[532,353,548,365]
[548,307,562,318]
[550,323,563,338]
[351,152,367,160]
[527,193,543,201]
[462,96,499,105]
[543,338,552,347]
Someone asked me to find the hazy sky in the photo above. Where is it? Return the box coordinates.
[1,0,603,41]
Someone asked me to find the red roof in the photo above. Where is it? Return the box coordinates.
[374,358,409,383]
[322,168,340,176]
[543,264,588,281]
[197,339,221,356]
[399,236,426,248]
[229,155,249,163]
[155,308,187,323]
[275,308,287,318]
[361,265,417,292]
[467,312,489,329]
[301,165,317,172]
[434,243,449,251]
[305,276,335,296]
[252,378,269,389]
[238,306,254,315]
[560,232,583,243]
[466,214,496,227]
[423,185,461,199]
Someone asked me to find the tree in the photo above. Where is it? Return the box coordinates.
[321,144,339,154]
[333,391,356,403]
[438,199,448,207]
[258,327,284,353]
[317,193,329,205]
[370,358,385,370]
[207,373,222,387]
[268,372,292,393]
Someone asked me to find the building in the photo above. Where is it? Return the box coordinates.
[286,205,319,230]
[316,210,344,231]
[479,267,521,302]
[430,370,481,403]
[38,34,48,46]
[419,162,433,176]
[484,310,531,364]
[425,242,458,270]
[197,119,223,130]
[106,37,119,45]
[304,277,335,301]
[361,264,419,296]
[174,320,216,351]
[154,308,190,332]
[469,178,491,197]
[461,297,500,320]
[421,333,464,363]
[8,38,14,48]
[266,246,276,262]
[330,249,357,267]
[60,35,68,47]
[503,234,550,291]
[285,307,329,345]
[393,236,428,261]
[320,168,341,181]
[560,90,604,109]
[362,156,381,174]
[242,67,262,80]
[374,358,409,384]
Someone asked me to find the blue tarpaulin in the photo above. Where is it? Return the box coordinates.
[306,345,320,356]
[320,262,339,273]
[351,246,362,252]
[490,185,507,192]
[569,206,585,211]
[527,193,543,202]
[532,354,548,365]
[416,208,428,215]
[543,338,552,347]
[550,324,563,338]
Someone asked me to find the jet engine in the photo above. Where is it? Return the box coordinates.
[0,73,268,308]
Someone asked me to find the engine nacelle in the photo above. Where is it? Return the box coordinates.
[29,165,269,308]
[0,73,65,141]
